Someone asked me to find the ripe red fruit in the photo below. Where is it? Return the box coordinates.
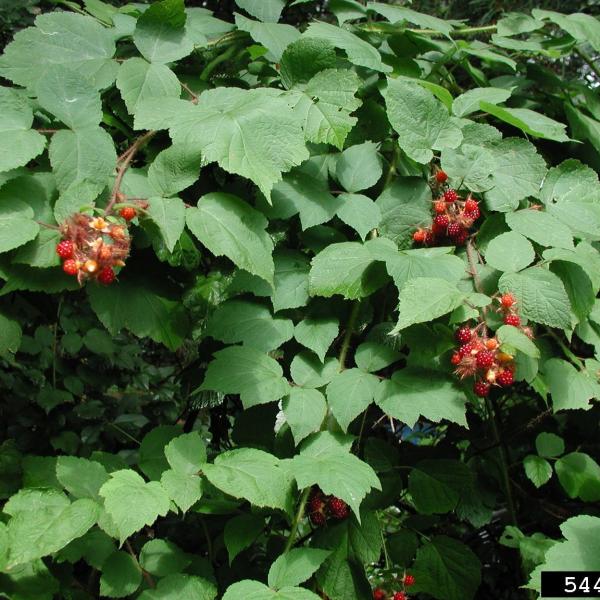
[447,223,462,238]
[404,574,415,587]
[497,370,514,387]
[62,259,78,276]
[434,214,450,228]
[328,497,350,520]
[424,230,435,245]
[504,314,521,327]
[56,240,74,259]
[444,189,458,203]
[98,266,115,285]
[459,342,475,357]
[119,206,137,221]
[413,229,426,243]
[373,589,386,600]
[451,352,461,365]
[393,593,406,600]
[464,198,478,212]
[476,350,495,369]
[500,293,516,308]
[455,326,472,344]
[473,380,490,397]
[434,200,446,214]
[435,170,448,183]
[309,511,326,527]
[464,207,481,221]
[455,230,469,245]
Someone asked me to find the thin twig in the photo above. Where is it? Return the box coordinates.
[180,81,199,104]
[36,128,60,134]
[284,487,311,553]
[125,540,155,589]
[338,301,361,371]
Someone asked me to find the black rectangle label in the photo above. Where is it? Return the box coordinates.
[542,572,600,597]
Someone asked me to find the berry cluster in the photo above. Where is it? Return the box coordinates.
[413,171,480,246]
[308,487,350,526]
[372,575,415,600]
[56,213,131,286]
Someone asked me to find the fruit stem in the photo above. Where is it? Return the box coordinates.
[338,301,361,371]
[284,486,311,553]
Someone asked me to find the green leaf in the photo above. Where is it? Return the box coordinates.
[268,548,331,590]
[56,456,108,500]
[223,580,321,600]
[280,37,337,88]
[527,515,600,593]
[287,431,381,516]
[0,12,116,90]
[484,232,535,273]
[133,0,194,64]
[533,9,600,52]
[165,432,206,475]
[7,496,99,568]
[544,244,600,293]
[271,250,310,312]
[497,325,540,358]
[146,197,186,253]
[203,448,293,511]
[336,142,382,193]
[336,193,381,241]
[304,22,391,73]
[99,551,142,598]
[452,87,511,118]
[412,536,481,600]
[224,514,264,564]
[235,14,300,62]
[88,279,188,351]
[49,127,116,194]
[14,228,61,269]
[294,318,339,362]
[187,193,274,284]
[523,455,552,488]
[543,358,600,411]
[329,0,366,25]
[140,88,309,198]
[539,158,599,205]
[139,426,181,481]
[116,58,181,114]
[0,199,39,253]
[552,261,595,323]
[207,299,293,352]
[139,539,191,577]
[498,268,571,329]
[99,469,171,543]
[148,144,202,198]
[326,369,380,432]
[160,469,203,513]
[309,241,387,300]
[290,352,339,388]
[286,69,362,149]
[497,12,544,36]
[0,312,22,356]
[392,277,465,333]
[283,388,327,445]
[138,573,217,600]
[0,87,46,172]
[376,178,432,248]
[36,66,101,130]
[200,345,289,409]
[376,369,467,429]
[384,78,462,164]
[367,2,453,35]
[235,0,286,23]
[535,432,565,458]
[505,209,573,250]
[555,452,600,502]
[354,342,400,372]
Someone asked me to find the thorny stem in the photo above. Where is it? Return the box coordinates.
[125,540,155,589]
[180,81,199,104]
[466,239,489,322]
[338,301,361,371]
[359,23,497,37]
[36,128,60,134]
[284,486,311,552]
[106,131,156,215]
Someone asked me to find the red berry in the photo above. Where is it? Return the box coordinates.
[444,189,458,203]
[413,229,426,243]
[459,342,475,357]
[464,207,481,221]
[473,380,490,397]
[373,590,386,600]
[504,314,521,327]
[309,511,326,527]
[97,266,115,285]
[119,206,136,221]
[451,352,461,366]
[455,230,469,245]
[424,230,435,245]
[447,223,462,238]
[56,240,74,260]
[455,326,472,344]
[433,214,450,228]
[500,293,516,308]
[497,370,514,387]
[464,198,479,212]
[476,350,495,369]
[63,259,78,276]
[434,200,446,214]
[404,574,415,587]
[435,170,448,183]
[393,593,406,600]
[328,497,350,520]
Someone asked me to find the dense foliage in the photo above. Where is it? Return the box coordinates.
[0,1,600,599]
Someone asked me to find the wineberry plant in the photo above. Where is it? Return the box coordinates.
[1,1,600,599]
